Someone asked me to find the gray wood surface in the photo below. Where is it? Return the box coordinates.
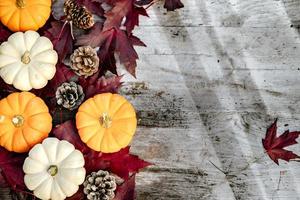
[2,0,300,199]
[124,0,300,199]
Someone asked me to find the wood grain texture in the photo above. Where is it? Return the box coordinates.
[2,0,300,199]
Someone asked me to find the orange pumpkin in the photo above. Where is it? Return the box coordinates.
[76,93,137,153]
[0,92,52,152]
[0,0,51,32]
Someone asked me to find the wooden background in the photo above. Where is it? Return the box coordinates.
[125,0,300,199]
[2,0,300,199]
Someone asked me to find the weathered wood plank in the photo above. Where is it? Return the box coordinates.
[126,0,300,199]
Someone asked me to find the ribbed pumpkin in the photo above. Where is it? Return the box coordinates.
[0,92,52,153]
[0,0,51,32]
[76,93,137,153]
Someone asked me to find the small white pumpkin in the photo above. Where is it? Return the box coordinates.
[23,138,86,200]
[0,31,58,91]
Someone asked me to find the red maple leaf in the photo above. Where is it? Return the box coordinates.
[77,0,104,16]
[0,23,11,43]
[79,73,123,99]
[44,21,73,62]
[262,119,300,164]
[114,175,136,200]
[0,148,27,190]
[164,0,184,11]
[103,0,133,31]
[77,27,140,76]
[135,0,184,11]
[53,121,151,179]
[125,6,148,34]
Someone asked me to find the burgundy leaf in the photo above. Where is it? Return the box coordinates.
[44,21,73,62]
[130,35,146,47]
[114,175,136,200]
[262,119,300,164]
[77,27,139,76]
[76,22,105,47]
[53,121,150,178]
[125,6,148,34]
[134,0,153,7]
[77,0,105,16]
[49,64,77,90]
[101,147,151,179]
[103,0,133,31]
[79,74,123,98]
[53,120,89,154]
[164,0,184,11]
[115,29,139,76]
[0,23,11,43]
[0,148,26,190]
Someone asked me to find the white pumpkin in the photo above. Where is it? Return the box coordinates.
[0,31,58,91]
[23,138,86,200]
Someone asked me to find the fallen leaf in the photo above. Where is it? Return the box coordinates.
[53,121,151,179]
[0,23,11,43]
[44,21,73,62]
[77,27,140,76]
[0,148,26,190]
[77,0,105,16]
[114,175,136,200]
[101,147,151,179]
[262,119,300,164]
[49,64,77,91]
[76,22,105,48]
[164,0,184,11]
[135,0,184,11]
[79,73,123,98]
[103,0,133,30]
[53,120,89,154]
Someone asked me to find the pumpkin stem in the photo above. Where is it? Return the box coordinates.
[11,115,24,127]
[100,113,112,128]
[48,165,58,176]
[21,51,31,64]
[16,0,26,8]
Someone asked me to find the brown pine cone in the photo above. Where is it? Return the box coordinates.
[70,46,100,78]
[55,82,85,110]
[83,170,117,200]
[64,0,94,29]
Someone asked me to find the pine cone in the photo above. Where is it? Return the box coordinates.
[64,0,95,29]
[70,46,100,77]
[83,170,117,200]
[56,82,85,110]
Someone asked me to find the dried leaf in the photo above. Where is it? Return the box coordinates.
[0,148,26,190]
[77,0,105,16]
[103,0,133,31]
[53,120,89,154]
[79,74,123,98]
[76,22,105,47]
[53,121,151,179]
[77,27,140,76]
[125,6,148,34]
[0,23,11,43]
[101,147,151,179]
[135,0,184,11]
[164,0,184,11]
[44,21,73,62]
[114,175,136,200]
[262,119,300,164]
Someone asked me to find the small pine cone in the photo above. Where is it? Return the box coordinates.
[56,82,85,110]
[83,170,117,200]
[64,0,95,29]
[70,46,100,78]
